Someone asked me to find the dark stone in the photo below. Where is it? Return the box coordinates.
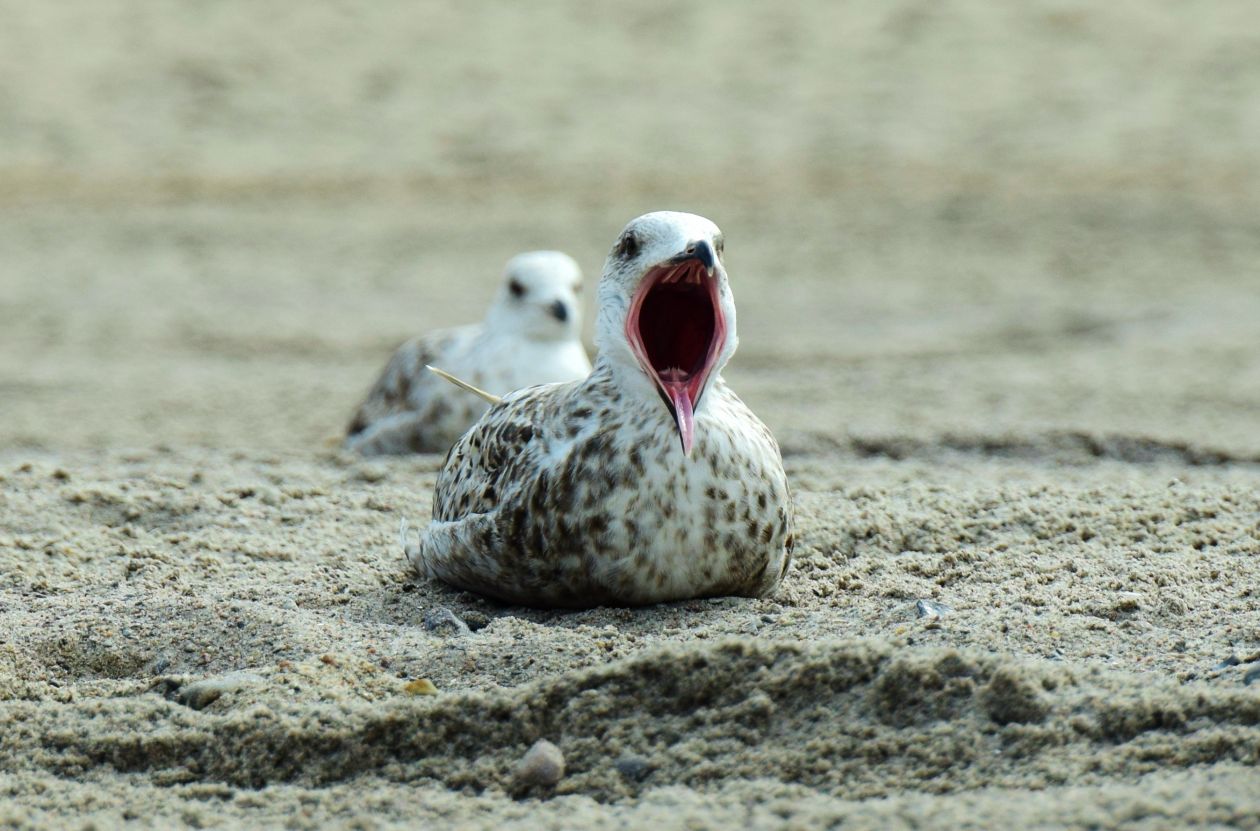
[423,607,471,636]
[614,755,652,782]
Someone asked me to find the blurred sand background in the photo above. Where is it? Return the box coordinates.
[1,1,1259,828]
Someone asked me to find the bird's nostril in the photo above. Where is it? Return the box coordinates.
[550,300,568,323]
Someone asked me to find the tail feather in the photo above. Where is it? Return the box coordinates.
[424,365,502,406]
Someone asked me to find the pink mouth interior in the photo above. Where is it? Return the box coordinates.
[626,259,725,449]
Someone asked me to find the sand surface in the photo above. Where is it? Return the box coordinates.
[2,2,1259,828]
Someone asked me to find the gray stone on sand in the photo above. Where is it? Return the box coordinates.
[614,755,652,782]
[171,670,266,710]
[915,599,952,619]
[514,739,565,791]
[423,607,471,636]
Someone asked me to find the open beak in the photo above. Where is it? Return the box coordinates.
[625,239,725,456]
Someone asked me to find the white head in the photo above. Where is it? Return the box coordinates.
[485,250,584,341]
[594,211,738,456]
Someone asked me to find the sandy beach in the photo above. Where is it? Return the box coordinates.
[2,2,1259,828]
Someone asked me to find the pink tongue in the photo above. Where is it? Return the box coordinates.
[667,384,695,456]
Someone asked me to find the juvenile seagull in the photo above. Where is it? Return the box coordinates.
[405,212,793,607]
[345,251,591,455]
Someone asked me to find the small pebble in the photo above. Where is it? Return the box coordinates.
[1213,655,1240,671]
[404,678,437,696]
[514,739,565,790]
[915,599,952,619]
[172,671,265,710]
[614,755,651,782]
[424,608,471,636]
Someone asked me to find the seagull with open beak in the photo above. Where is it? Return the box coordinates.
[617,218,731,457]
[405,211,794,608]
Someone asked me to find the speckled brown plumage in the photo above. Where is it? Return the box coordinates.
[347,330,464,451]
[404,213,793,607]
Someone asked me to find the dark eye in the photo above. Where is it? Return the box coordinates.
[508,279,525,298]
[614,231,640,260]
[713,234,724,257]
